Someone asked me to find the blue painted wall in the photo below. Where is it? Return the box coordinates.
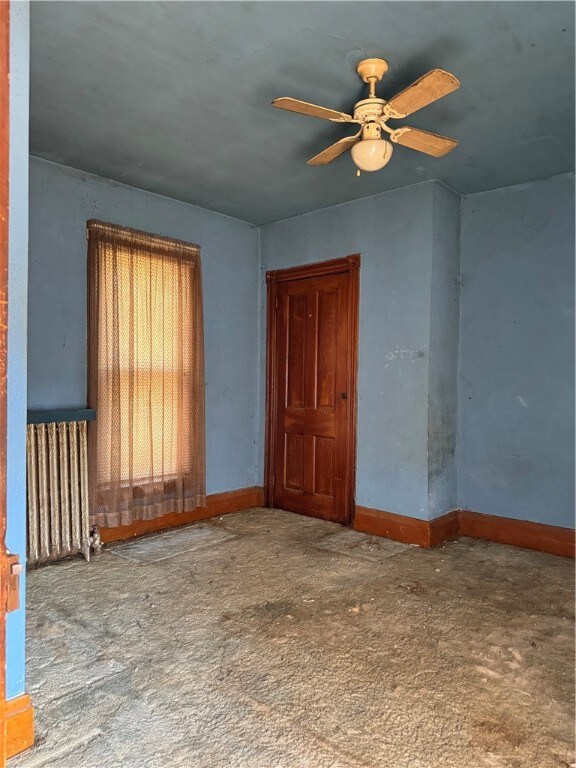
[28,157,261,496]
[428,184,461,518]
[458,174,575,528]
[7,0,30,700]
[260,182,440,519]
[28,162,576,532]
[260,176,574,527]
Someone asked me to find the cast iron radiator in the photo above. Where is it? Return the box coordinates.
[26,409,96,565]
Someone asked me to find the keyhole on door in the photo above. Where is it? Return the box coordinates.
[340,392,348,400]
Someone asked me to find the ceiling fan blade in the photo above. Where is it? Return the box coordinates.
[384,69,460,118]
[307,132,361,166]
[272,97,354,123]
[390,126,458,157]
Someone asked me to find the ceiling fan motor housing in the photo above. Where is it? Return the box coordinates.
[353,98,387,123]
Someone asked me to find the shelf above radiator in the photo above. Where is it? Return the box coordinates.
[27,409,96,425]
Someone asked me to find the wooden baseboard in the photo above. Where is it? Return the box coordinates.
[458,509,575,558]
[354,506,432,547]
[354,506,460,548]
[100,486,265,544]
[353,505,575,557]
[5,694,34,759]
[98,487,574,556]
[429,510,460,547]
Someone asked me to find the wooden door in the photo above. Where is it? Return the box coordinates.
[266,256,359,525]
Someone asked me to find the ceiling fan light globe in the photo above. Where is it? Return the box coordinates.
[351,139,393,172]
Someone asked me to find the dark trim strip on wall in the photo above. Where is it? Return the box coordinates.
[99,486,264,544]
[27,409,96,424]
[354,505,575,558]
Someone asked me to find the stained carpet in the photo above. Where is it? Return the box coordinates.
[11,508,575,768]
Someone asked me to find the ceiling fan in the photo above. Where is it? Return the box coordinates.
[272,58,460,174]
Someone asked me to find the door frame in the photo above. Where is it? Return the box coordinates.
[0,1,10,761]
[264,254,360,525]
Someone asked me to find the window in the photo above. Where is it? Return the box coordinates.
[87,221,206,529]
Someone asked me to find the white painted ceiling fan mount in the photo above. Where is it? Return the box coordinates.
[272,57,460,173]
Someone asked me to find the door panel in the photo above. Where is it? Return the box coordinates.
[314,437,335,497]
[285,433,305,491]
[286,294,306,409]
[316,291,337,408]
[272,270,351,524]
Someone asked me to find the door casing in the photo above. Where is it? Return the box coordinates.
[264,254,360,525]
[0,2,10,762]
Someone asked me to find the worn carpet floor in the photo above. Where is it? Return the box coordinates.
[11,508,575,768]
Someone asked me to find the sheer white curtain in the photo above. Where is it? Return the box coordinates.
[88,220,206,529]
